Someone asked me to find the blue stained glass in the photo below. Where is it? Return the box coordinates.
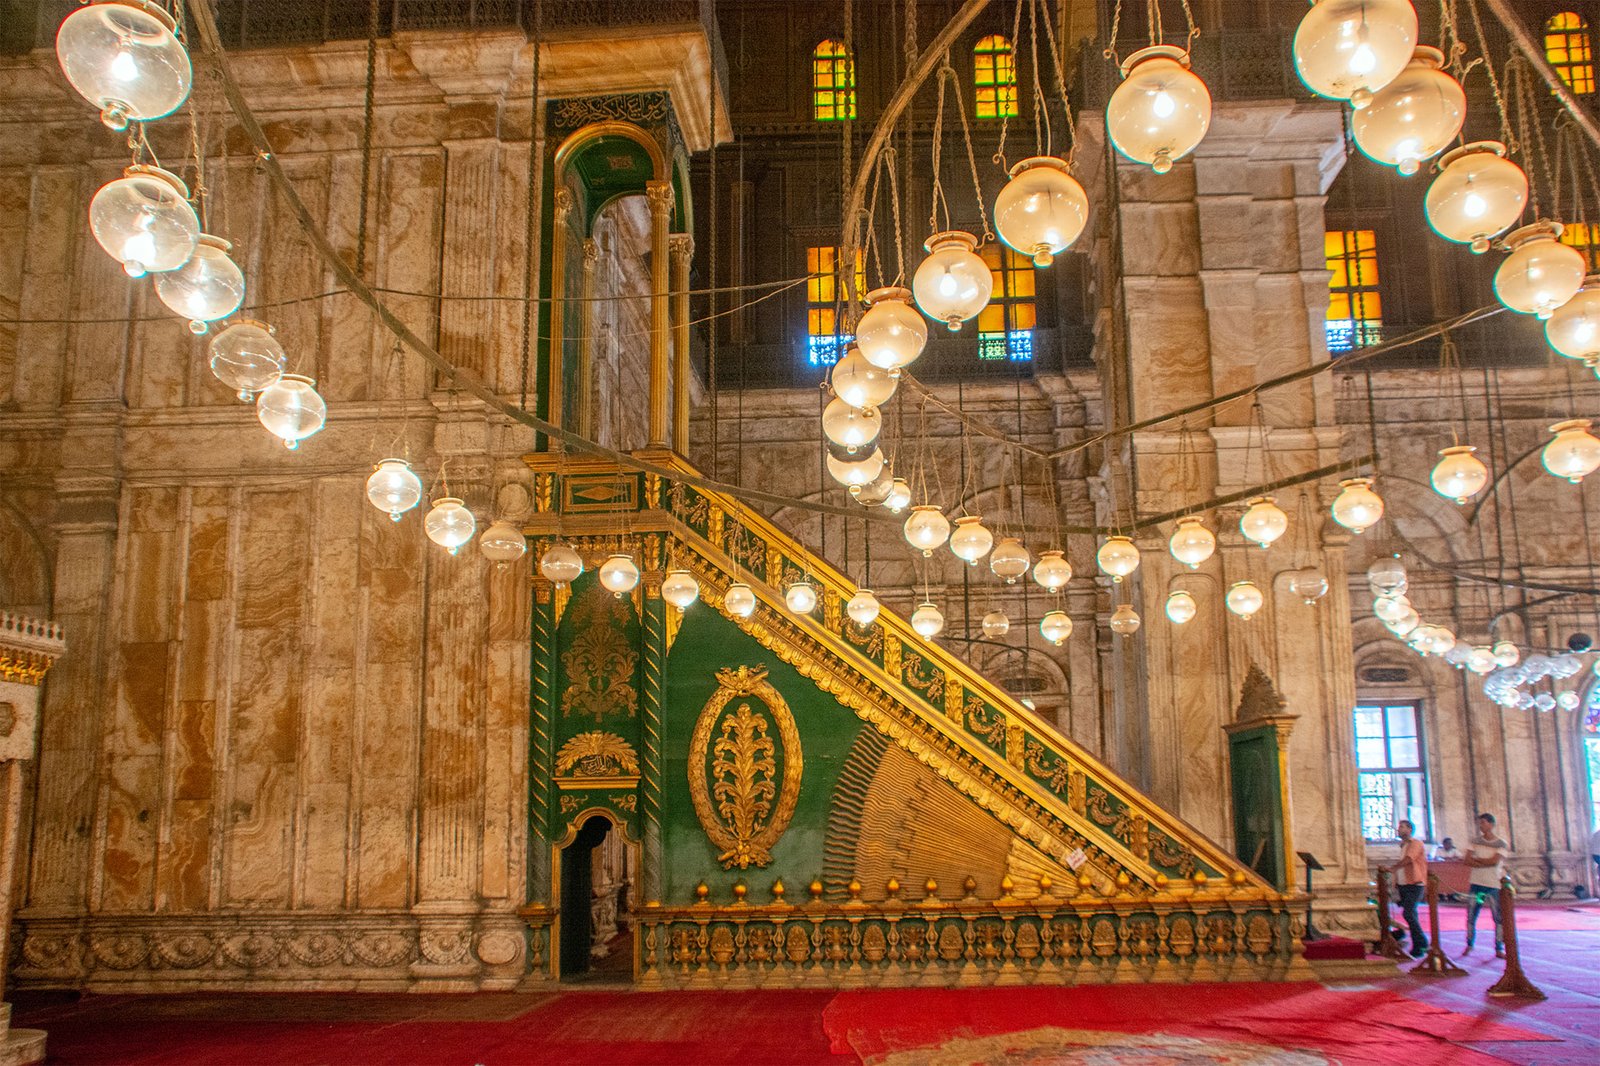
[1326,319,1382,353]
[807,334,851,367]
[977,330,1033,362]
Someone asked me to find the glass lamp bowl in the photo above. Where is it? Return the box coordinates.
[1168,516,1215,569]
[1106,46,1212,174]
[539,542,584,586]
[831,346,898,408]
[366,458,423,521]
[883,477,913,513]
[1225,580,1264,618]
[856,286,928,372]
[1165,589,1198,624]
[1543,418,1600,483]
[1239,496,1289,549]
[1367,554,1408,596]
[949,515,994,564]
[478,519,527,564]
[662,569,700,610]
[994,156,1089,266]
[822,396,881,454]
[853,464,896,507]
[1430,445,1489,504]
[981,609,1011,637]
[1096,535,1141,581]
[154,234,245,333]
[724,582,757,618]
[846,588,881,627]
[1032,549,1073,590]
[1386,606,1420,637]
[1109,603,1141,636]
[598,554,641,596]
[1492,639,1520,667]
[1350,45,1463,175]
[1373,593,1411,624]
[785,581,818,615]
[1425,142,1528,253]
[89,164,199,277]
[1331,476,1384,533]
[56,0,192,130]
[904,505,951,556]
[1290,568,1331,605]
[910,601,945,639]
[255,373,325,450]
[828,448,885,492]
[912,230,993,331]
[424,497,475,556]
[1466,645,1497,675]
[1494,222,1586,319]
[1039,609,1073,646]
[1292,0,1418,107]
[989,537,1031,583]
[208,318,286,401]
[1544,278,1600,362]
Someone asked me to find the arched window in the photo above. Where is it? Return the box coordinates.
[803,245,864,366]
[974,35,1018,119]
[977,242,1036,361]
[813,40,856,121]
[1546,12,1595,95]
[1325,229,1383,352]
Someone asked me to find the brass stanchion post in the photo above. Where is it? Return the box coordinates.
[1410,873,1467,976]
[1487,876,1546,999]
[1374,868,1407,961]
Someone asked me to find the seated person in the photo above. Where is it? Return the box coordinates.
[1435,837,1461,860]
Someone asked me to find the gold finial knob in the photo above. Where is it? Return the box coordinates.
[808,879,824,901]
[924,878,940,899]
[886,877,901,898]
[771,878,786,900]
[847,879,862,899]
[732,881,748,901]
[694,881,710,902]
[1038,874,1053,895]
[999,874,1015,898]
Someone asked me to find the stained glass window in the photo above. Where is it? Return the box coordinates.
[1326,229,1383,352]
[1355,701,1431,841]
[975,35,1018,119]
[1560,220,1600,270]
[977,242,1036,361]
[805,245,864,366]
[813,40,857,121]
[1546,12,1595,96]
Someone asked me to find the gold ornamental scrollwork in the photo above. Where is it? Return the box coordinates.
[688,666,802,870]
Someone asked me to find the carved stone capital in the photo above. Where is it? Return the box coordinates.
[668,233,694,262]
[0,613,65,688]
[646,180,675,218]
[554,186,575,223]
[582,237,601,269]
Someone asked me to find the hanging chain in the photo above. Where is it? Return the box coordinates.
[1038,0,1079,163]
[354,0,380,278]
[1466,0,1517,153]
[519,0,543,413]
[928,57,950,231]
[1028,0,1049,158]
[1178,0,1200,47]
[1145,0,1163,45]
[1104,0,1124,63]
[939,60,996,242]
[993,0,1027,171]
[1506,56,1554,219]
[884,146,907,284]
[1438,329,1472,446]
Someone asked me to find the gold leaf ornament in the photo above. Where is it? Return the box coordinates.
[689,666,803,869]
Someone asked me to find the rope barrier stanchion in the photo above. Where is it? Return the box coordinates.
[1373,869,1409,962]
[1410,873,1468,976]
[1487,875,1547,999]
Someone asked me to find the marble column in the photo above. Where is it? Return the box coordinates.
[646,181,675,447]
[579,238,600,439]
[669,233,694,455]
[0,612,66,1066]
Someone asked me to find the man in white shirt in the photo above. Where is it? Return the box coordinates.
[1464,812,1510,957]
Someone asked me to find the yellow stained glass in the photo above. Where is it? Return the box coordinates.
[813,41,857,121]
[1325,229,1383,350]
[976,241,1037,344]
[1561,220,1600,270]
[1547,13,1596,95]
[806,246,865,333]
[975,35,1018,119]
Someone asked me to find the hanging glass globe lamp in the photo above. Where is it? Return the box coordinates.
[1096,535,1140,582]
[1350,46,1464,175]
[911,231,993,331]
[1367,555,1407,597]
[846,588,881,627]
[981,609,1011,637]
[831,346,898,408]
[724,582,757,618]
[1466,645,1497,675]
[1430,445,1489,504]
[1373,593,1411,624]
[1387,606,1420,637]
[949,515,994,565]
[661,570,700,611]
[539,542,584,586]
[208,319,286,401]
[424,497,475,556]
[89,164,199,277]
[1165,589,1198,624]
[255,374,326,450]
[989,537,1031,583]
[1331,477,1384,533]
[1032,549,1073,590]
[478,519,527,564]
[828,448,885,492]
[1290,568,1330,605]
[55,0,193,130]
[154,234,245,332]
[993,156,1089,266]
[1109,603,1141,636]
[1425,142,1528,253]
[1039,609,1073,646]
[854,464,896,507]
[884,477,913,514]
[822,396,881,454]
[1292,0,1418,108]
[910,601,945,639]
[1492,639,1520,667]
[1106,46,1212,174]
[1168,515,1215,569]
[1544,278,1600,362]
[1225,580,1264,618]
[598,553,641,596]
[1240,496,1289,549]
[856,286,928,372]
[1542,418,1600,483]
[904,505,951,556]
[1494,222,1585,319]
[366,458,423,521]
[785,581,818,615]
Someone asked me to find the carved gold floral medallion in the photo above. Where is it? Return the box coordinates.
[688,665,802,869]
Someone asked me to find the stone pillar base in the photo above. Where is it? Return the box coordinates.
[0,1004,44,1066]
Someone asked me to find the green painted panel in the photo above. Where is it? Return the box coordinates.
[662,605,863,902]
[1229,725,1287,890]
